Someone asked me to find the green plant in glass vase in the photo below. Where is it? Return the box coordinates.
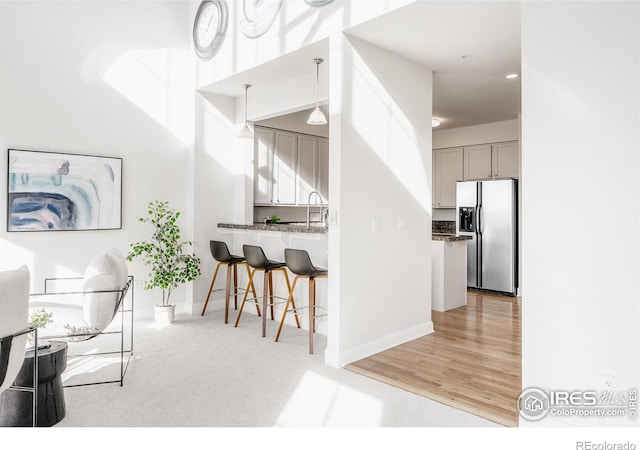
[127,201,201,322]
[28,308,53,346]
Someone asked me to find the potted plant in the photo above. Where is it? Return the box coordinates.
[127,201,201,324]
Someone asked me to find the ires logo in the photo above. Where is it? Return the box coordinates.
[517,388,634,421]
[550,391,598,406]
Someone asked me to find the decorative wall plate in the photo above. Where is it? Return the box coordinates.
[193,0,229,60]
[240,0,283,38]
[305,0,334,6]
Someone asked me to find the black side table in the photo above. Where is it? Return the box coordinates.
[0,340,68,427]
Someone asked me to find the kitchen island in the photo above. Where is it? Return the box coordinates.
[217,223,328,336]
[432,234,471,312]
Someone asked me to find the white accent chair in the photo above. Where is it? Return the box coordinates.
[30,248,134,387]
[0,266,37,426]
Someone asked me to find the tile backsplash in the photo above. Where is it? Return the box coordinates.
[432,220,456,235]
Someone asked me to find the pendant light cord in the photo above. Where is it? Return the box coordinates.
[315,60,320,109]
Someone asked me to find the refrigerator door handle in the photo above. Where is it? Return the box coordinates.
[477,203,483,287]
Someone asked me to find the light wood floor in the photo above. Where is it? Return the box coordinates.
[346,291,521,427]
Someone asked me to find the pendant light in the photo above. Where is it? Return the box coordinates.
[239,83,253,138]
[307,58,327,125]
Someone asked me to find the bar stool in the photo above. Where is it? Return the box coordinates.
[235,245,300,337]
[276,248,328,354]
[201,240,259,324]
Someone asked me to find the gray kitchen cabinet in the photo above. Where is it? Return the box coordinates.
[492,141,519,179]
[297,135,318,205]
[464,144,493,180]
[254,127,275,204]
[254,126,329,206]
[273,130,298,204]
[317,138,329,203]
[433,148,463,208]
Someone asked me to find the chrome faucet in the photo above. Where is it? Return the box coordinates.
[307,191,323,228]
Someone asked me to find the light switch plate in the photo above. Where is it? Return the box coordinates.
[398,217,408,230]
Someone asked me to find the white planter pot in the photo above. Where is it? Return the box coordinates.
[154,304,175,325]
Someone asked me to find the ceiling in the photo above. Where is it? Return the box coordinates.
[346,1,521,130]
[202,1,521,131]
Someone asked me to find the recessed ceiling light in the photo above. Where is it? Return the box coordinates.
[505,73,519,79]
[432,119,441,127]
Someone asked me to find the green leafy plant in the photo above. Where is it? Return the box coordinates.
[29,308,54,330]
[127,201,201,307]
[28,308,53,344]
[270,214,280,224]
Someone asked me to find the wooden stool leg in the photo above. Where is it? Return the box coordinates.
[309,276,316,354]
[243,262,261,317]
[280,269,300,329]
[275,275,299,342]
[234,269,256,327]
[268,271,274,320]
[262,270,269,337]
[224,263,232,324]
[233,263,238,310]
[201,262,222,316]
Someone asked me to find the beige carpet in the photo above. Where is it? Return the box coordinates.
[55,308,498,427]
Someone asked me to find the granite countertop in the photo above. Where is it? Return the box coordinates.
[218,223,328,234]
[432,233,472,242]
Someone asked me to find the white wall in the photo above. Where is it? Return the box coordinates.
[195,0,416,88]
[0,1,195,319]
[325,35,433,367]
[521,1,640,426]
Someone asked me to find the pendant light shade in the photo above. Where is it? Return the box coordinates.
[239,83,253,138]
[307,58,327,125]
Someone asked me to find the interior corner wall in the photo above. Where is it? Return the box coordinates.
[0,1,195,319]
[521,1,640,426]
[325,34,433,368]
[190,91,248,315]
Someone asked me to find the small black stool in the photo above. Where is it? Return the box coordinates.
[235,245,300,337]
[0,341,67,427]
[276,248,328,354]
[201,240,259,324]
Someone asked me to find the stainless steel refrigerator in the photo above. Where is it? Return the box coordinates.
[456,179,518,296]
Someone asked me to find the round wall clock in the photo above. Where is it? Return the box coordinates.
[193,0,229,60]
[305,0,334,6]
[240,0,283,39]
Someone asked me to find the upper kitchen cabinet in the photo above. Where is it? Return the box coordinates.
[296,135,329,205]
[317,138,329,203]
[492,141,519,179]
[464,144,493,180]
[254,126,329,206]
[297,135,318,205]
[433,148,463,208]
[273,130,298,205]
[254,127,275,204]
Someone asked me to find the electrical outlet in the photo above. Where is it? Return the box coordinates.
[601,374,618,394]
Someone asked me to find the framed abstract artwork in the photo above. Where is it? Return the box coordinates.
[7,149,122,232]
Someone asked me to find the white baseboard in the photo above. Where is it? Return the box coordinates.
[324,321,434,368]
